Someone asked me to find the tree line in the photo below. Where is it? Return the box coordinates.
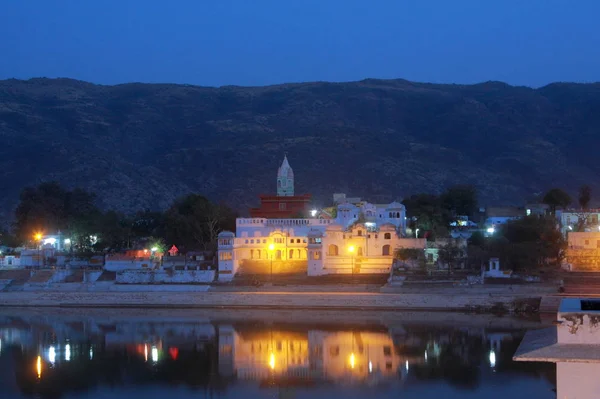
[0,182,237,254]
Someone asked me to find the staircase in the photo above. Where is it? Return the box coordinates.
[64,270,84,283]
[561,272,600,295]
[27,270,55,284]
[0,270,31,291]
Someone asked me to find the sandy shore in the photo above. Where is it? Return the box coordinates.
[0,288,551,312]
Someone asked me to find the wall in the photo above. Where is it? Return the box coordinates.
[566,248,600,270]
[116,269,215,284]
[556,362,600,399]
[568,231,600,249]
[105,259,154,272]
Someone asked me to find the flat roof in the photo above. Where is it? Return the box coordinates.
[513,327,600,363]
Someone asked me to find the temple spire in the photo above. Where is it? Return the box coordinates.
[277,155,294,196]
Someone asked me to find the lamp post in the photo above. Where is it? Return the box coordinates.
[268,243,275,282]
[348,245,355,276]
[34,233,42,269]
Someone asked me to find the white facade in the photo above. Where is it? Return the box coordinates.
[217,200,421,281]
[557,209,600,236]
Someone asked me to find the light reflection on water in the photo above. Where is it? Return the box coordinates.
[0,310,555,399]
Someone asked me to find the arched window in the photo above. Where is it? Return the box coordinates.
[297,249,302,259]
[289,249,294,259]
[397,212,400,218]
[357,230,362,236]
[276,250,282,260]
[384,233,391,240]
[382,245,391,256]
[250,249,254,259]
[328,244,339,256]
[357,247,363,256]
[257,249,261,259]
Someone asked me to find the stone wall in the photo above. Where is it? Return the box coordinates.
[566,248,600,271]
[116,270,215,284]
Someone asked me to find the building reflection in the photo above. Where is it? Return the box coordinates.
[0,314,555,398]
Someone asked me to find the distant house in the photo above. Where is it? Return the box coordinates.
[565,231,600,271]
[485,206,524,227]
[556,209,600,237]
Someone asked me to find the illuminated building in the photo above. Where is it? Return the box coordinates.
[217,155,424,280]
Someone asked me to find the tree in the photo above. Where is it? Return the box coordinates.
[164,195,236,251]
[542,188,572,213]
[13,182,101,249]
[403,194,450,240]
[437,241,464,274]
[579,185,592,210]
[441,185,478,218]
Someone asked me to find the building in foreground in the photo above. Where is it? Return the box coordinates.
[514,298,600,398]
[217,157,424,281]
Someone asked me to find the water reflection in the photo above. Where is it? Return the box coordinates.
[0,311,555,398]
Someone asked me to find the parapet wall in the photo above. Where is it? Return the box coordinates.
[116,270,215,284]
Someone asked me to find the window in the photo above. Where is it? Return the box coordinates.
[245,239,249,244]
[375,234,378,239]
[276,250,282,259]
[257,249,261,259]
[585,240,590,245]
[383,346,392,356]
[250,239,254,244]
[289,249,294,259]
[384,233,391,239]
[263,239,267,243]
[357,230,362,236]
[313,251,321,260]
[357,247,363,256]
[382,244,391,256]
[328,244,339,256]
[279,203,287,210]
[219,251,232,261]
[329,346,340,357]
[250,249,254,259]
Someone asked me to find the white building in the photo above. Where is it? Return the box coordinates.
[217,161,424,281]
[557,209,600,236]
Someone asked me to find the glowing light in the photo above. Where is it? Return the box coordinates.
[349,353,355,369]
[368,361,373,373]
[43,237,56,245]
[269,352,275,370]
[64,238,71,245]
[36,356,42,379]
[169,347,179,360]
[526,209,531,216]
[268,243,275,251]
[65,344,71,362]
[310,209,318,217]
[151,247,158,252]
[568,225,573,231]
[348,245,355,253]
[89,348,93,360]
[424,350,428,361]
[365,222,375,227]
[48,346,56,364]
[489,350,496,368]
[144,344,148,362]
[34,233,43,241]
[487,227,495,234]
[151,346,158,363]
[405,360,409,372]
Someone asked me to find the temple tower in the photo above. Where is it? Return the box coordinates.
[277,155,294,196]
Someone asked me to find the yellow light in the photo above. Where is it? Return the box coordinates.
[269,352,275,370]
[36,355,42,379]
[34,233,42,241]
[268,244,275,251]
[348,245,355,253]
[349,353,355,369]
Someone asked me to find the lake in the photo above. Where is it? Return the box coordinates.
[0,308,555,399]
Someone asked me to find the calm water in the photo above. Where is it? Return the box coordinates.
[0,309,555,399]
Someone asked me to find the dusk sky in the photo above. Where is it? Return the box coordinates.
[1,0,599,88]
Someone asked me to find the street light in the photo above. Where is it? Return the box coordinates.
[34,233,43,269]
[268,243,275,282]
[348,245,355,275]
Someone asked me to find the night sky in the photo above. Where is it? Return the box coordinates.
[1,0,599,87]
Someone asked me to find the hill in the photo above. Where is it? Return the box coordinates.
[1,77,600,223]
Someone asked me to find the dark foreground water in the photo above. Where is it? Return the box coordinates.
[0,309,555,399]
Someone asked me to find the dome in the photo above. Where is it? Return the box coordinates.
[386,201,405,210]
[218,231,235,238]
